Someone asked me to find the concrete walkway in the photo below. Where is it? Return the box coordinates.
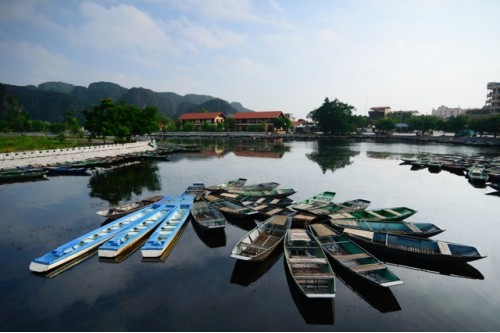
[0,141,155,169]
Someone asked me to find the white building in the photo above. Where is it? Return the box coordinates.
[431,106,468,119]
[485,82,500,114]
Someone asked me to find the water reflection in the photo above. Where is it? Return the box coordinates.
[225,216,258,231]
[230,247,283,286]
[284,259,335,325]
[88,161,161,205]
[191,220,227,248]
[366,151,399,160]
[32,248,98,279]
[306,139,359,174]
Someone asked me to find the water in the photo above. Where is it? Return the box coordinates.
[1,138,499,331]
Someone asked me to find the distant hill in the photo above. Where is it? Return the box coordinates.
[0,81,253,122]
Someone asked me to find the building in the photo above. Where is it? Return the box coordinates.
[178,112,226,131]
[485,82,500,114]
[368,106,391,120]
[431,106,468,119]
[232,111,286,132]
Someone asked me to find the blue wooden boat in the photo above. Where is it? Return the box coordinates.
[141,195,194,258]
[344,229,486,263]
[329,219,444,237]
[98,197,186,258]
[29,196,171,272]
[308,223,403,288]
[45,166,91,176]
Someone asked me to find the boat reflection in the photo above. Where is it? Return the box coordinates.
[330,260,401,313]
[32,248,98,279]
[225,216,258,231]
[141,222,190,263]
[230,247,283,287]
[284,259,335,325]
[191,219,226,248]
[376,253,484,280]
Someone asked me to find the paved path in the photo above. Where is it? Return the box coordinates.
[0,141,155,169]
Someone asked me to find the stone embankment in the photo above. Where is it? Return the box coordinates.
[0,141,154,169]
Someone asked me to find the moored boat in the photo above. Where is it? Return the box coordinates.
[206,178,247,193]
[308,223,403,287]
[343,229,486,263]
[141,195,195,258]
[329,206,417,222]
[294,198,370,216]
[98,198,182,258]
[329,219,444,237]
[0,167,48,183]
[228,188,297,198]
[29,196,171,272]
[467,165,489,184]
[96,194,164,219]
[204,194,258,218]
[183,183,206,201]
[45,166,91,176]
[191,201,226,230]
[231,215,292,261]
[291,191,336,211]
[284,228,335,298]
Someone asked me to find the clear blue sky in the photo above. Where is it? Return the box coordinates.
[1,0,498,119]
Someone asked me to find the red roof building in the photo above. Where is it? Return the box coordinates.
[178,112,226,131]
[232,111,285,132]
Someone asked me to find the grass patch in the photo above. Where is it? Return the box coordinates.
[0,135,93,153]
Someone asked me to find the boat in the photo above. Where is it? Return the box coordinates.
[98,197,184,258]
[45,166,91,176]
[239,196,295,208]
[227,188,297,198]
[0,167,48,183]
[284,228,336,298]
[294,199,370,216]
[329,219,444,237]
[308,223,403,287]
[29,196,171,272]
[206,178,247,193]
[191,201,226,230]
[96,194,164,219]
[343,229,486,263]
[204,194,258,218]
[427,159,443,172]
[238,182,280,191]
[329,206,417,222]
[291,191,337,211]
[141,195,195,258]
[467,165,489,184]
[231,215,292,261]
[183,183,206,201]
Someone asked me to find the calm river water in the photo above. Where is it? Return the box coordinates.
[1,138,499,331]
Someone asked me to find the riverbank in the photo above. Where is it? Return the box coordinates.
[0,141,154,169]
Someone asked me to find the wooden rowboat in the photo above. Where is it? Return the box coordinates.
[29,196,170,272]
[294,198,371,216]
[343,228,486,263]
[329,206,417,222]
[96,194,164,219]
[231,215,292,261]
[291,191,336,211]
[308,223,403,287]
[183,183,206,201]
[191,201,226,230]
[329,219,445,237]
[284,228,335,298]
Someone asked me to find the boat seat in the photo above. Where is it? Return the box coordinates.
[333,253,371,261]
[368,211,386,219]
[351,263,386,272]
[383,209,401,216]
[239,242,267,251]
[289,257,327,264]
[404,222,421,232]
[437,241,452,255]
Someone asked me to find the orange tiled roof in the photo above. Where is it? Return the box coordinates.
[232,111,283,119]
[178,112,225,120]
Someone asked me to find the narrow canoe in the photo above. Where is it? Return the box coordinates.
[191,201,226,230]
[183,183,206,201]
[329,219,445,237]
[204,194,258,218]
[231,215,292,262]
[29,196,171,272]
[329,206,417,222]
[308,223,403,287]
[284,228,336,298]
[228,188,297,198]
[290,191,336,211]
[295,199,371,216]
[343,228,486,263]
[141,195,195,258]
[206,178,247,193]
[96,194,164,219]
[98,199,182,258]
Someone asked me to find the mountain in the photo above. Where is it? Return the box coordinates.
[0,81,253,122]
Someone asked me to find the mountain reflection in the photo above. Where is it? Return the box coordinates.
[306,139,359,173]
[88,161,161,205]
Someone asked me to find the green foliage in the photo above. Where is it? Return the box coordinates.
[272,116,292,132]
[224,118,236,131]
[181,121,195,132]
[307,98,356,134]
[469,114,500,137]
[375,118,396,132]
[407,115,440,134]
[444,115,469,133]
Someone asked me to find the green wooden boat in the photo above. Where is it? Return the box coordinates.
[308,223,403,288]
[329,219,444,237]
[0,168,48,183]
[291,191,336,211]
[295,198,370,216]
[329,206,417,222]
[228,188,296,198]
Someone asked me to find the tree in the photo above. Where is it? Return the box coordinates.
[272,116,292,132]
[225,118,236,132]
[375,118,396,133]
[307,98,355,134]
[445,115,469,134]
[408,115,440,135]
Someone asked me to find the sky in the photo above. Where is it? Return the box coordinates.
[0,0,499,119]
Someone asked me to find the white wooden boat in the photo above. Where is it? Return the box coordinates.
[29,196,170,272]
[96,194,164,219]
[284,228,335,298]
[98,198,181,258]
[231,215,292,261]
[191,201,226,230]
[141,195,195,258]
[308,223,403,287]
